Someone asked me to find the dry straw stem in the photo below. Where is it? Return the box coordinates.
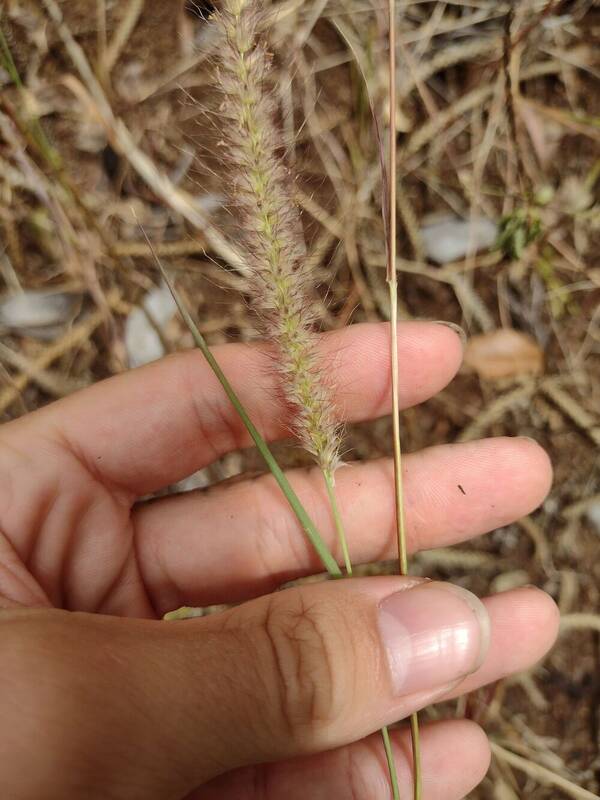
[491,742,600,800]
[386,2,421,797]
[100,0,145,78]
[560,613,600,634]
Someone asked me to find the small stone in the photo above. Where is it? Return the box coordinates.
[0,290,81,340]
[125,283,177,368]
[420,213,498,264]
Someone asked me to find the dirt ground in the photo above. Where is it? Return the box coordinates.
[1,0,600,797]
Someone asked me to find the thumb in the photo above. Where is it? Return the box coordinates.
[0,579,489,798]
[165,576,490,784]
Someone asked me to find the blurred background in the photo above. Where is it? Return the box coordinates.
[1,1,599,796]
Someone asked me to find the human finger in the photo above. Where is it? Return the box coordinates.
[0,580,555,797]
[438,586,560,702]
[135,436,552,612]
[10,322,462,496]
[191,719,491,799]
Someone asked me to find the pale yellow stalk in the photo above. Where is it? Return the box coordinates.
[386,2,421,797]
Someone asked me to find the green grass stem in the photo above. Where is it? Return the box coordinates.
[381,725,401,799]
[323,469,352,576]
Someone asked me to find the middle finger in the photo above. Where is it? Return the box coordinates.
[134,436,551,616]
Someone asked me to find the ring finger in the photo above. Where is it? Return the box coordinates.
[190,719,491,800]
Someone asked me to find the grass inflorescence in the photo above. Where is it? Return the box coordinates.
[215,0,343,477]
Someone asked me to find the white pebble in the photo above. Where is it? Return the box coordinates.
[420,213,498,264]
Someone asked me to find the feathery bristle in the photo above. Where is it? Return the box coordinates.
[215,0,342,472]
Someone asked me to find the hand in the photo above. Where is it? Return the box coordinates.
[0,321,558,800]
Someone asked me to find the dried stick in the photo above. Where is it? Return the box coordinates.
[386,2,421,797]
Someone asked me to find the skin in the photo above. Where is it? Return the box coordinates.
[0,321,559,799]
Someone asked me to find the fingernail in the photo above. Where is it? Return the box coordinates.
[378,582,490,696]
[518,436,538,445]
[432,320,467,348]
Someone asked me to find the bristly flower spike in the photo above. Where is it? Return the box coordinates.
[215,0,342,476]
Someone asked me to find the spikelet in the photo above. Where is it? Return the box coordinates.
[215,0,342,473]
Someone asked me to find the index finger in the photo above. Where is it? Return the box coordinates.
[10,322,463,496]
